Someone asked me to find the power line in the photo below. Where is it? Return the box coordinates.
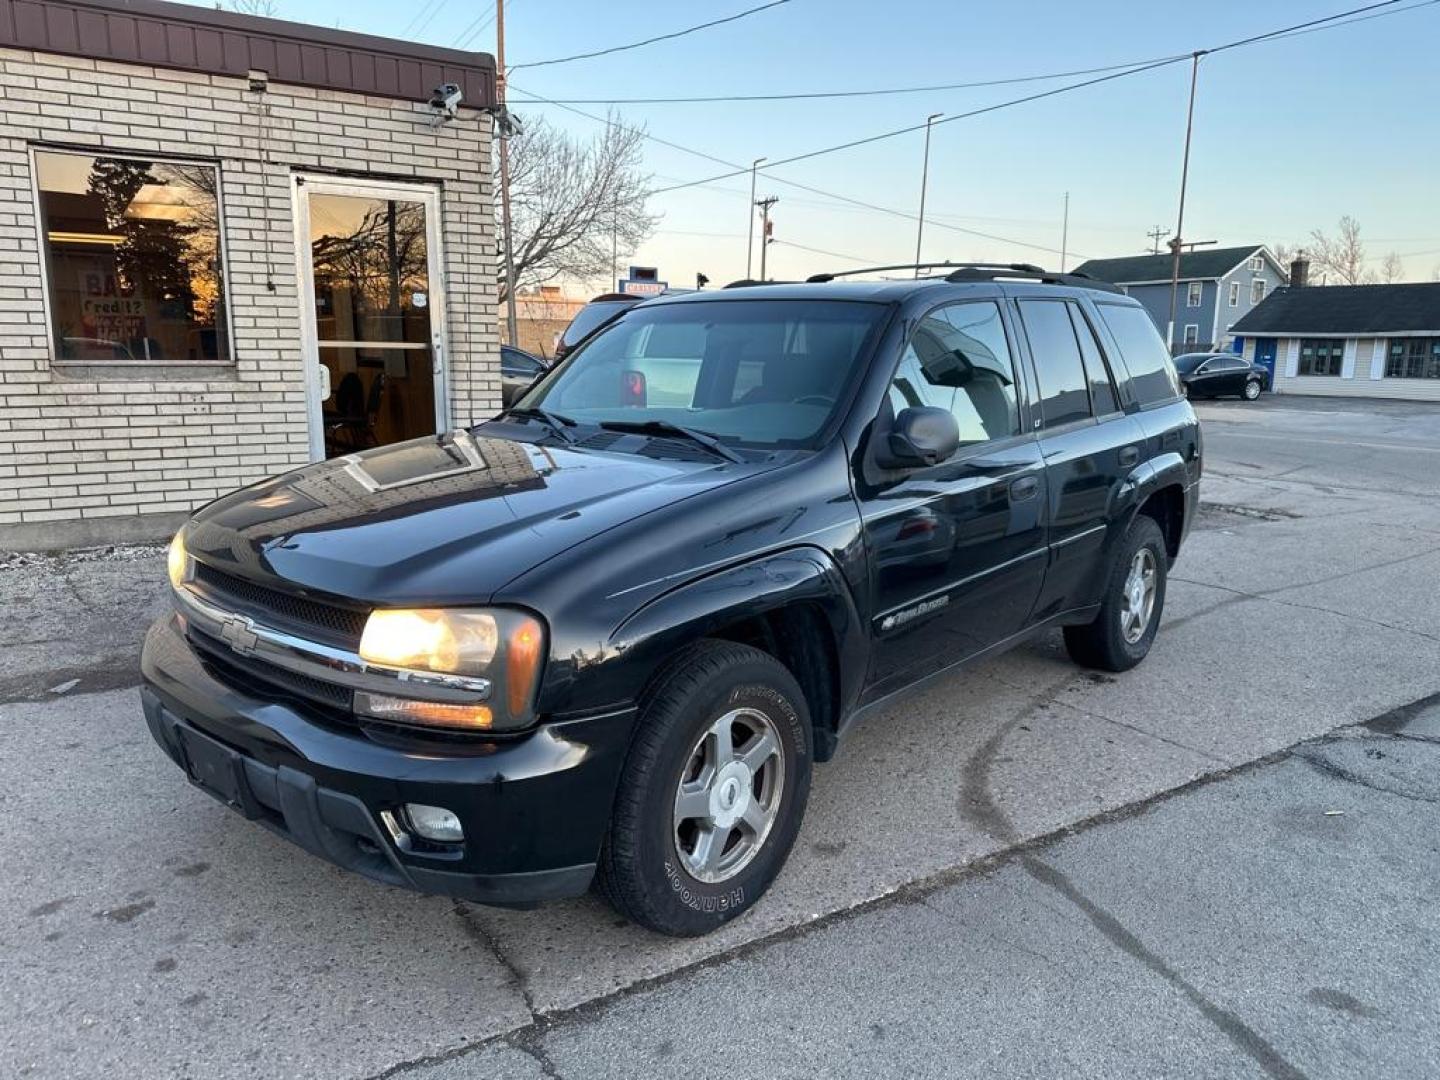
[641,0,1420,196]
[518,54,1188,105]
[511,0,792,71]
[399,0,444,39]
[508,86,1082,259]
[508,1,1430,267]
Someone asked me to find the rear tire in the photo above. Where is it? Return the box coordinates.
[1243,378,1262,401]
[596,640,813,936]
[1064,515,1168,672]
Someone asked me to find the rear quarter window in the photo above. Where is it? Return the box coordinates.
[1095,303,1182,406]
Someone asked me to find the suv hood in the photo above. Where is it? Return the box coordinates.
[185,430,749,606]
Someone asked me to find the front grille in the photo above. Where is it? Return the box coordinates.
[188,625,354,712]
[191,562,369,648]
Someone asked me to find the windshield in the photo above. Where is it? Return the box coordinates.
[521,299,888,450]
[1173,353,1212,373]
[561,301,636,349]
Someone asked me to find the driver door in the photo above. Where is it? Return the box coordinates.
[855,300,1048,702]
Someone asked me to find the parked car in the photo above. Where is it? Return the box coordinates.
[1174,352,1269,400]
[553,292,644,362]
[142,264,1200,937]
[500,344,548,407]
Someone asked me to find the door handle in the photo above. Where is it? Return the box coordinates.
[1118,445,1139,467]
[1010,475,1039,501]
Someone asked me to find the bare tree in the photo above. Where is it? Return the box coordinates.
[1308,215,1373,285]
[501,113,658,302]
[223,0,279,16]
[1379,251,1406,284]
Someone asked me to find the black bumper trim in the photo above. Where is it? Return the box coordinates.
[142,687,595,907]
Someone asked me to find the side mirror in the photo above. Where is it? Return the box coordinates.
[878,406,960,469]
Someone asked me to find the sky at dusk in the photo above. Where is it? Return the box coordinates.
[193,0,1440,290]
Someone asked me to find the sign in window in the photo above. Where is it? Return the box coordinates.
[34,148,229,365]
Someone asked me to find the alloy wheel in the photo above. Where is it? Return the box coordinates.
[1120,548,1158,644]
[672,707,785,884]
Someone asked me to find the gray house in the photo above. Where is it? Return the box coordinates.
[1074,245,1289,354]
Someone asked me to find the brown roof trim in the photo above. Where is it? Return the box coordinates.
[0,0,496,107]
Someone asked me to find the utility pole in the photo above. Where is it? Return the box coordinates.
[1059,191,1070,272]
[756,196,778,281]
[496,0,519,346]
[1146,226,1171,255]
[745,157,766,280]
[1167,50,1205,353]
[913,113,943,277]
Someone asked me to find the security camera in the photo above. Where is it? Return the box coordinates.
[428,83,462,122]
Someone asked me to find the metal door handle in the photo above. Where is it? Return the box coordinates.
[1010,475,1039,500]
[1118,445,1139,466]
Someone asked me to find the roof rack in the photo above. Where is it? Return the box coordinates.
[722,278,797,289]
[803,262,1121,294]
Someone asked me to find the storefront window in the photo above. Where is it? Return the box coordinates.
[1385,338,1440,380]
[35,148,229,364]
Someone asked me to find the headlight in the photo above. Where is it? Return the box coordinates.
[357,608,546,732]
[167,530,188,590]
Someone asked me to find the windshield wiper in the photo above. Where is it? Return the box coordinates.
[499,406,578,445]
[598,419,745,464]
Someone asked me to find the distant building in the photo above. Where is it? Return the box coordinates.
[1074,245,1288,354]
[510,286,588,359]
[1229,277,1440,402]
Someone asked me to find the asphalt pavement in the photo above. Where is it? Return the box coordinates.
[2,394,1438,1078]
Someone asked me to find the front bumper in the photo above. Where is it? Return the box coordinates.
[141,615,634,906]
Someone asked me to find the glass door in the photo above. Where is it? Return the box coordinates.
[294,176,448,460]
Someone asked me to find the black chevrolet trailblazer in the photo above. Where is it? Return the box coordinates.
[141,264,1201,936]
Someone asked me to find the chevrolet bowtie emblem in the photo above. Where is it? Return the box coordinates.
[219,614,260,657]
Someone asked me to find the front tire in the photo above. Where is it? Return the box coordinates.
[596,640,813,936]
[1064,515,1168,672]
[1243,378,1262,400]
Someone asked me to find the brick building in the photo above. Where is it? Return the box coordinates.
[0,0,499,548]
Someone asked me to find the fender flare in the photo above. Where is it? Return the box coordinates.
[607,546,868,751]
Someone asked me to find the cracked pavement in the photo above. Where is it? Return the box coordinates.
[3,396,1439,1078]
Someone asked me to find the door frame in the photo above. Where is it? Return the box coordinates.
[292,173,451,461]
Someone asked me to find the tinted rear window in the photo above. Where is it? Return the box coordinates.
[1096,303,1181,405]
[562,301,635,348]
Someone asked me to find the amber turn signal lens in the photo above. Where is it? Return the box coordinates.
[506,616,544,718]
[359,693,493,730]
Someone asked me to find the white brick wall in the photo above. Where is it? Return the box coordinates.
[0,46,498,536]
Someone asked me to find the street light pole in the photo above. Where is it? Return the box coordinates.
[913,113,943,277]
[496,0,519,347]
[746,157,765,279]
[1059,191,1070,272]
[1167,51,1205,353]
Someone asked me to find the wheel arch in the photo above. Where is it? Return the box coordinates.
[608,547,867,763]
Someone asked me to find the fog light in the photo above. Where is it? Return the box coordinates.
[403,803,464,843]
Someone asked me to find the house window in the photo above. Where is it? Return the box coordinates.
[1297,339,1344,376]
[1251,279,1266,305]
[1183,324,1200,345]
[1228,281,1240,307]
[1248,255,1264,272]
[1385,338,1440,379]
[34,147,229,364]
[1186,281,1202,308]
